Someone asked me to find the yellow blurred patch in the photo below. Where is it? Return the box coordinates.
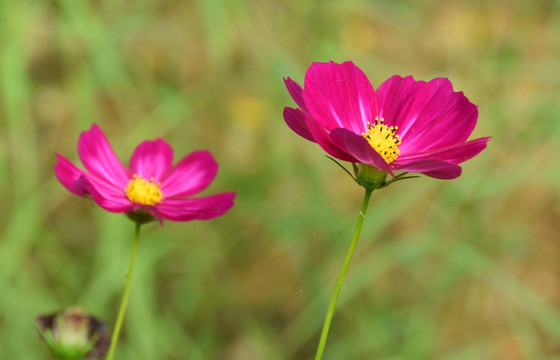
[230,95,264,131]
[341,19,377,53]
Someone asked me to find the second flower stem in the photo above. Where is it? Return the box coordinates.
[106,222,141,360]
[315,187,374,360]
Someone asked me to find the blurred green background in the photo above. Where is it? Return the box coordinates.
[1,0,559,359]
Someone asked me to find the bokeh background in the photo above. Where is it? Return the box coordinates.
[1,0,559,359]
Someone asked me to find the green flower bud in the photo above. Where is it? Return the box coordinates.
[353,163,388,190]
[36,306,109,359]
[126,208,157,225]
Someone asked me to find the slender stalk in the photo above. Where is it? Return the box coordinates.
[106,223,141,360]
[315,187,374,360]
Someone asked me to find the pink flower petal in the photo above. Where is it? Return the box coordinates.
[283,107,315,142]
[160,151,219,198]
[128,139,173,181]
[377,76,478,154]
[330,128,392,174]
[54,154,90,196]
[393,159,462,179]
[78,124,129,188]
[156,193,236,221]
[86,174,133,212]
[397,137,491,165]
[303,61,378,134]
[284,77,308,111]
[306,120,358,162]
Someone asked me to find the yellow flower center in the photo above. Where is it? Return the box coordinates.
[362,117,401,164]
[124,174,163,206]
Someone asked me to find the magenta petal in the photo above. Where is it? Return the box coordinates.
[145,206,164,224]
[78,124,129,188]
[284,77,308,111]
[303,61,378,134]
[330,128,392,174]
[129,139,173,181]
[397,137,491,165]
[377,76,478,154]
[306,120,358,162]
[54,154,90,196]
[161,151,219,198]
[283,107,315,142]
[156,193,236,221]
[393,159,461,179]
[86,174,133,212]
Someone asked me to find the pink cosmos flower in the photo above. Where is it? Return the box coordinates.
[55,124,235,223]
[283,61,490,179]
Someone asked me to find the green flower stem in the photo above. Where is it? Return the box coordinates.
[315,187,374,360]
[106,222,141,360]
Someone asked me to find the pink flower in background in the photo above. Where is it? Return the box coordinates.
[283,61,490,179]
[55,124,235,223]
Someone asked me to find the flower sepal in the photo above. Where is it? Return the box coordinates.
[126,209,157,225]
[381,172,420,188]
[353,163,388,190]
[327,156,419,190]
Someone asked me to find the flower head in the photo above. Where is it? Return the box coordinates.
[283,61,490,180]
[55,124,235,224]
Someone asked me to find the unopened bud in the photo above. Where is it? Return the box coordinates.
[35,306,109,359]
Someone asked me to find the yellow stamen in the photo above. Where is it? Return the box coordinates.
[124,174,163,206]
[362,117,401,164]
